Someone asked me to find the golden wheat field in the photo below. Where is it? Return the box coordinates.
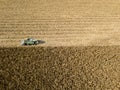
[0,46,120,90]
[0,0,120,90]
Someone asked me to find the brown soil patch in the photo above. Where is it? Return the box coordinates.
[0,46,120,90]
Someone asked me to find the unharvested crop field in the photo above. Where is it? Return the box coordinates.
[0,0,120,90]
[0,46,120,90]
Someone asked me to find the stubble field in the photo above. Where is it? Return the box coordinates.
[1,0,120,46]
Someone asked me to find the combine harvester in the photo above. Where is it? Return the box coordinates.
[21,38,45,45]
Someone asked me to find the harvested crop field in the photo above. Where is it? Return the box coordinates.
[1,0,120,90]
[1,0,120,46]
[0,46,120,90]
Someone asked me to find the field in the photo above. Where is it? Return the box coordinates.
[0,46,120,90]
[1,0,120,46]
[0,0,120,90]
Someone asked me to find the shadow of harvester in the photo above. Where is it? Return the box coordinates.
[37,40,46,44]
